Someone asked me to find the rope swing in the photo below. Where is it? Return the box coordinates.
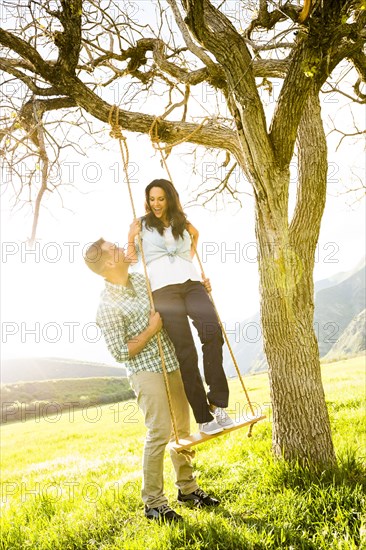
[109,105,265,452]
[109,106,180,445]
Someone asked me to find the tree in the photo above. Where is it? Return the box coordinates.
[1,0,365,468]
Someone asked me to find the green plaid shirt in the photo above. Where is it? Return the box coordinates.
[97,273,179,376]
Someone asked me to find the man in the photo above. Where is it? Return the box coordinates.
[84,238,220,523]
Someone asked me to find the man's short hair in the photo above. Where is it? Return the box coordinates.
[84,238,108,275]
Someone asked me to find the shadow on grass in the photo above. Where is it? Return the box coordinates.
[160,505,320,550]
[269,447,366,491]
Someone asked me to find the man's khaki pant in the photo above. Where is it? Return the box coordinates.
[130,369,198,508]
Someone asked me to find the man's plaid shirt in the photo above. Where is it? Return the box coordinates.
[97,273,179,376]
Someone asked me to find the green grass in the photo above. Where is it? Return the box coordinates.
[1,357,365,549]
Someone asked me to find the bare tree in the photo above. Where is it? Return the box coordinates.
[1,0,365,467]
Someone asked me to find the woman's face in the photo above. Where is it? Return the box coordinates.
[148,187,168,223]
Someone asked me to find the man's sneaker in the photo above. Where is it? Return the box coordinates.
[144,504,183,522]
[210,406,235,429]
[198,419,223,435]
[178,488,220,508]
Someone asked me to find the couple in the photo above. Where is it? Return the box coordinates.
[84,179,234,523]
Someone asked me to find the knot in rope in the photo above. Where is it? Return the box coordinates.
[149,116,162,143]
[108,105,126,141]
[109,125,125,141]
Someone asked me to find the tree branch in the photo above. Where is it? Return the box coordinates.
[253,59,289,78]
[0,60,58,96]
[348,48,366,101]
[166,0,217,71]
[63,72,239,154]
[290,89,327,254]
[54,0,82,73]
[0,28,58,83]
[29,100,50,245]
[269,15,364,168]
[184,0,275,168]
[245,0,299,38]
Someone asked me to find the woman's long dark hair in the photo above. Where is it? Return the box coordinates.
[143,179,187,239]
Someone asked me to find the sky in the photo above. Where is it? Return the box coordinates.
[1,1,365,367]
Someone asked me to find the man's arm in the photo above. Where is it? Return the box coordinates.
[127,311,162,357]
[98,306,162,362]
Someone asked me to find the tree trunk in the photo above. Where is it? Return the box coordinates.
[252,92,337,467]
[257,226,336,466]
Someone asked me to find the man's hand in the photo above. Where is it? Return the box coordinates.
[148,311,163,336]
[127,310,163,358]
[202,276,212,293]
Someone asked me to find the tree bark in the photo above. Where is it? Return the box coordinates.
[254,91,336,467]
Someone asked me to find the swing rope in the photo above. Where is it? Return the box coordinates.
[149,115,209,175]
[109,105,180,445]
[149,115,256,421]
[192,245,255,418]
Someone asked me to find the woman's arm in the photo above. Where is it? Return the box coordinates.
[126,219,141,263]
[186,221,199,259]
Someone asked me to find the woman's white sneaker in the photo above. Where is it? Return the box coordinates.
[198,419,224,435]
[211,407,235,429]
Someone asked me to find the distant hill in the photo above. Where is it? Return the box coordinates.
[314,271,351,293]
[315,264,365,356]
[324,309,366,362]
[1,357,126,384]
[314,257,365,293]
[0,376,134,424]
[223,312,263,377]
[223,262,366,377]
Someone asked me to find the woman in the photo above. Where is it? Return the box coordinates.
[128,179,234,435]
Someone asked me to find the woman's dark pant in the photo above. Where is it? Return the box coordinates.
[153,280,229,423]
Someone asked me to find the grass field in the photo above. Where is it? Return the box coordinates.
[1,357,365,549]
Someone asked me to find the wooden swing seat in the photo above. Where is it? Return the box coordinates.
[170,413,266,453]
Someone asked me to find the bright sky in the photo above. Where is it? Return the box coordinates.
[1,2,365,366]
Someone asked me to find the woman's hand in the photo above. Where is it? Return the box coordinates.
[186,222,199,239]
[126,219,141,263]
[202,276,212,293]
[186,221,199,258]
[128,219,141,241]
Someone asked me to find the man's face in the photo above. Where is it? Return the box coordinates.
[101,241,128,268]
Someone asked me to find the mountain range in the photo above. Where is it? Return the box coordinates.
[224,259,366,376]
[324,309,366,361]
